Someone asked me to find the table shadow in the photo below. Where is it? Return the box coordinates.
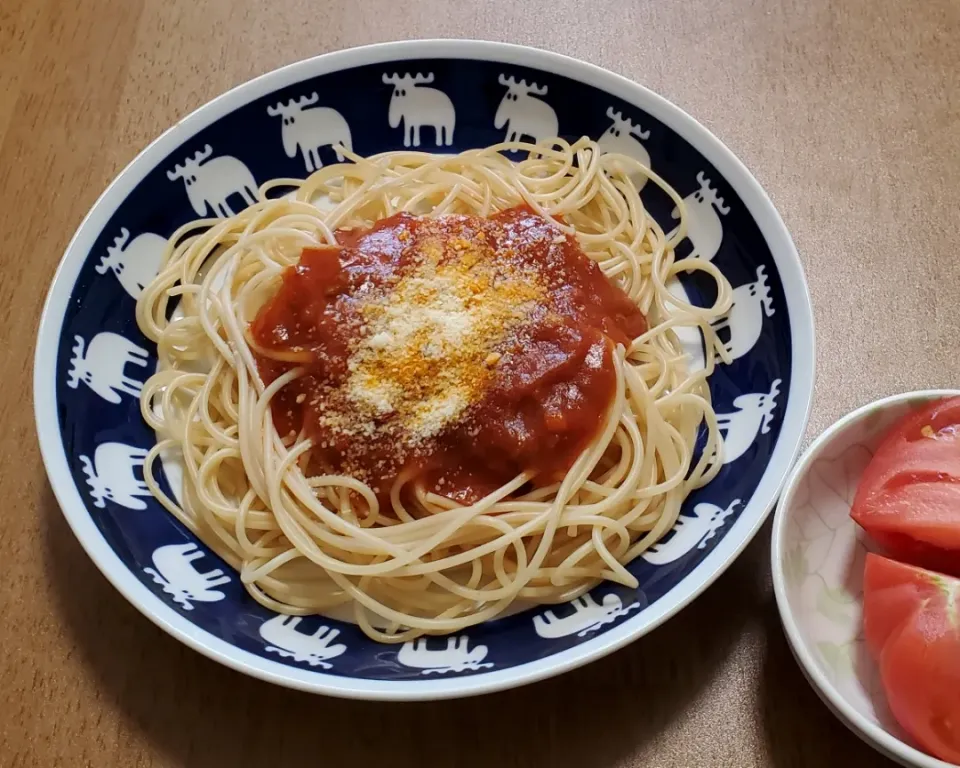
[42,481,760,768]
[758,598,898,768]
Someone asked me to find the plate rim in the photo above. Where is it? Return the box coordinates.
[34,38,816,700]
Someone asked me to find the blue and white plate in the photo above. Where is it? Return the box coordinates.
[35,40,814,700]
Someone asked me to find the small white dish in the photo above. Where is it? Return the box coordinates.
[772,389,960,768]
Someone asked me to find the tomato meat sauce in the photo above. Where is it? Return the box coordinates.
[250,205,646,504]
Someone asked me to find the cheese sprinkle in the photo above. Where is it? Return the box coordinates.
[316,217,546,456]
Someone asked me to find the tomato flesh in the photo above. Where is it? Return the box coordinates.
[851,397,960,575]
[863,554,960,763]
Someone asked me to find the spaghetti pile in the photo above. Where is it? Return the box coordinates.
[136,137,733,642]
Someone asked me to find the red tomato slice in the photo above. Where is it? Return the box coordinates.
[863,554,960,763]
[851,396,960,575]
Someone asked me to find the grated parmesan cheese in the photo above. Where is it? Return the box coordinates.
[314,215,547,467]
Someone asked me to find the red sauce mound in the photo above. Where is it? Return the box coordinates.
[251,205,646,504]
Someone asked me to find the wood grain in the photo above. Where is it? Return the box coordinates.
[2,0,959,765]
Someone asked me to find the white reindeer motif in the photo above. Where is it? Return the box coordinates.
[382,72,455,148]
[667,171,731,262]
[598,106,651,187]
[711,265,776,362]
[666,277,708,372]
[642,499,742,566]
[716,379,782,464]
[95,228,167,299]
[167,145,257,218]
[78,442,151,510]
[67,332,149,404]
[144,543,230,610]
[532,593,641,639]
[495,74,558,144]
[396,636,493,674]
[267,93,352,172]
[259,615,347,669]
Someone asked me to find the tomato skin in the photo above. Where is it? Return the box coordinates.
[851,396,960,576]
[863,554,960,764]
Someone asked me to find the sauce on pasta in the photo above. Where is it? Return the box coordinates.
[251,205,646,503]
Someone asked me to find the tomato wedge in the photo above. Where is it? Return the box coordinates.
[863,554,960,763]
[851,396,960,575]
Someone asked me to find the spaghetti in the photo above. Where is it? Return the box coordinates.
[136,137,733,642]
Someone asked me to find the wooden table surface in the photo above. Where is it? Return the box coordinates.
[3,0,959,765]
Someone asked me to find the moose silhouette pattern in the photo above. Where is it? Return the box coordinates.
[382,72,455,147]
[716,379,783,464]
[79,442,152,510]
[642,500,742,566]
[532,593,641,639]
[144,543,231,611]
[598,106,651,187]
[665,277,708,372]
[495,74,558,144]
[396,636,494,674]
[259,615,347,669]
[95,228,167,300]
[711,265,776,362]
[67,332,149,404]
[267,93,352,172]
[167,145,258,218]
[667,171,731,262]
